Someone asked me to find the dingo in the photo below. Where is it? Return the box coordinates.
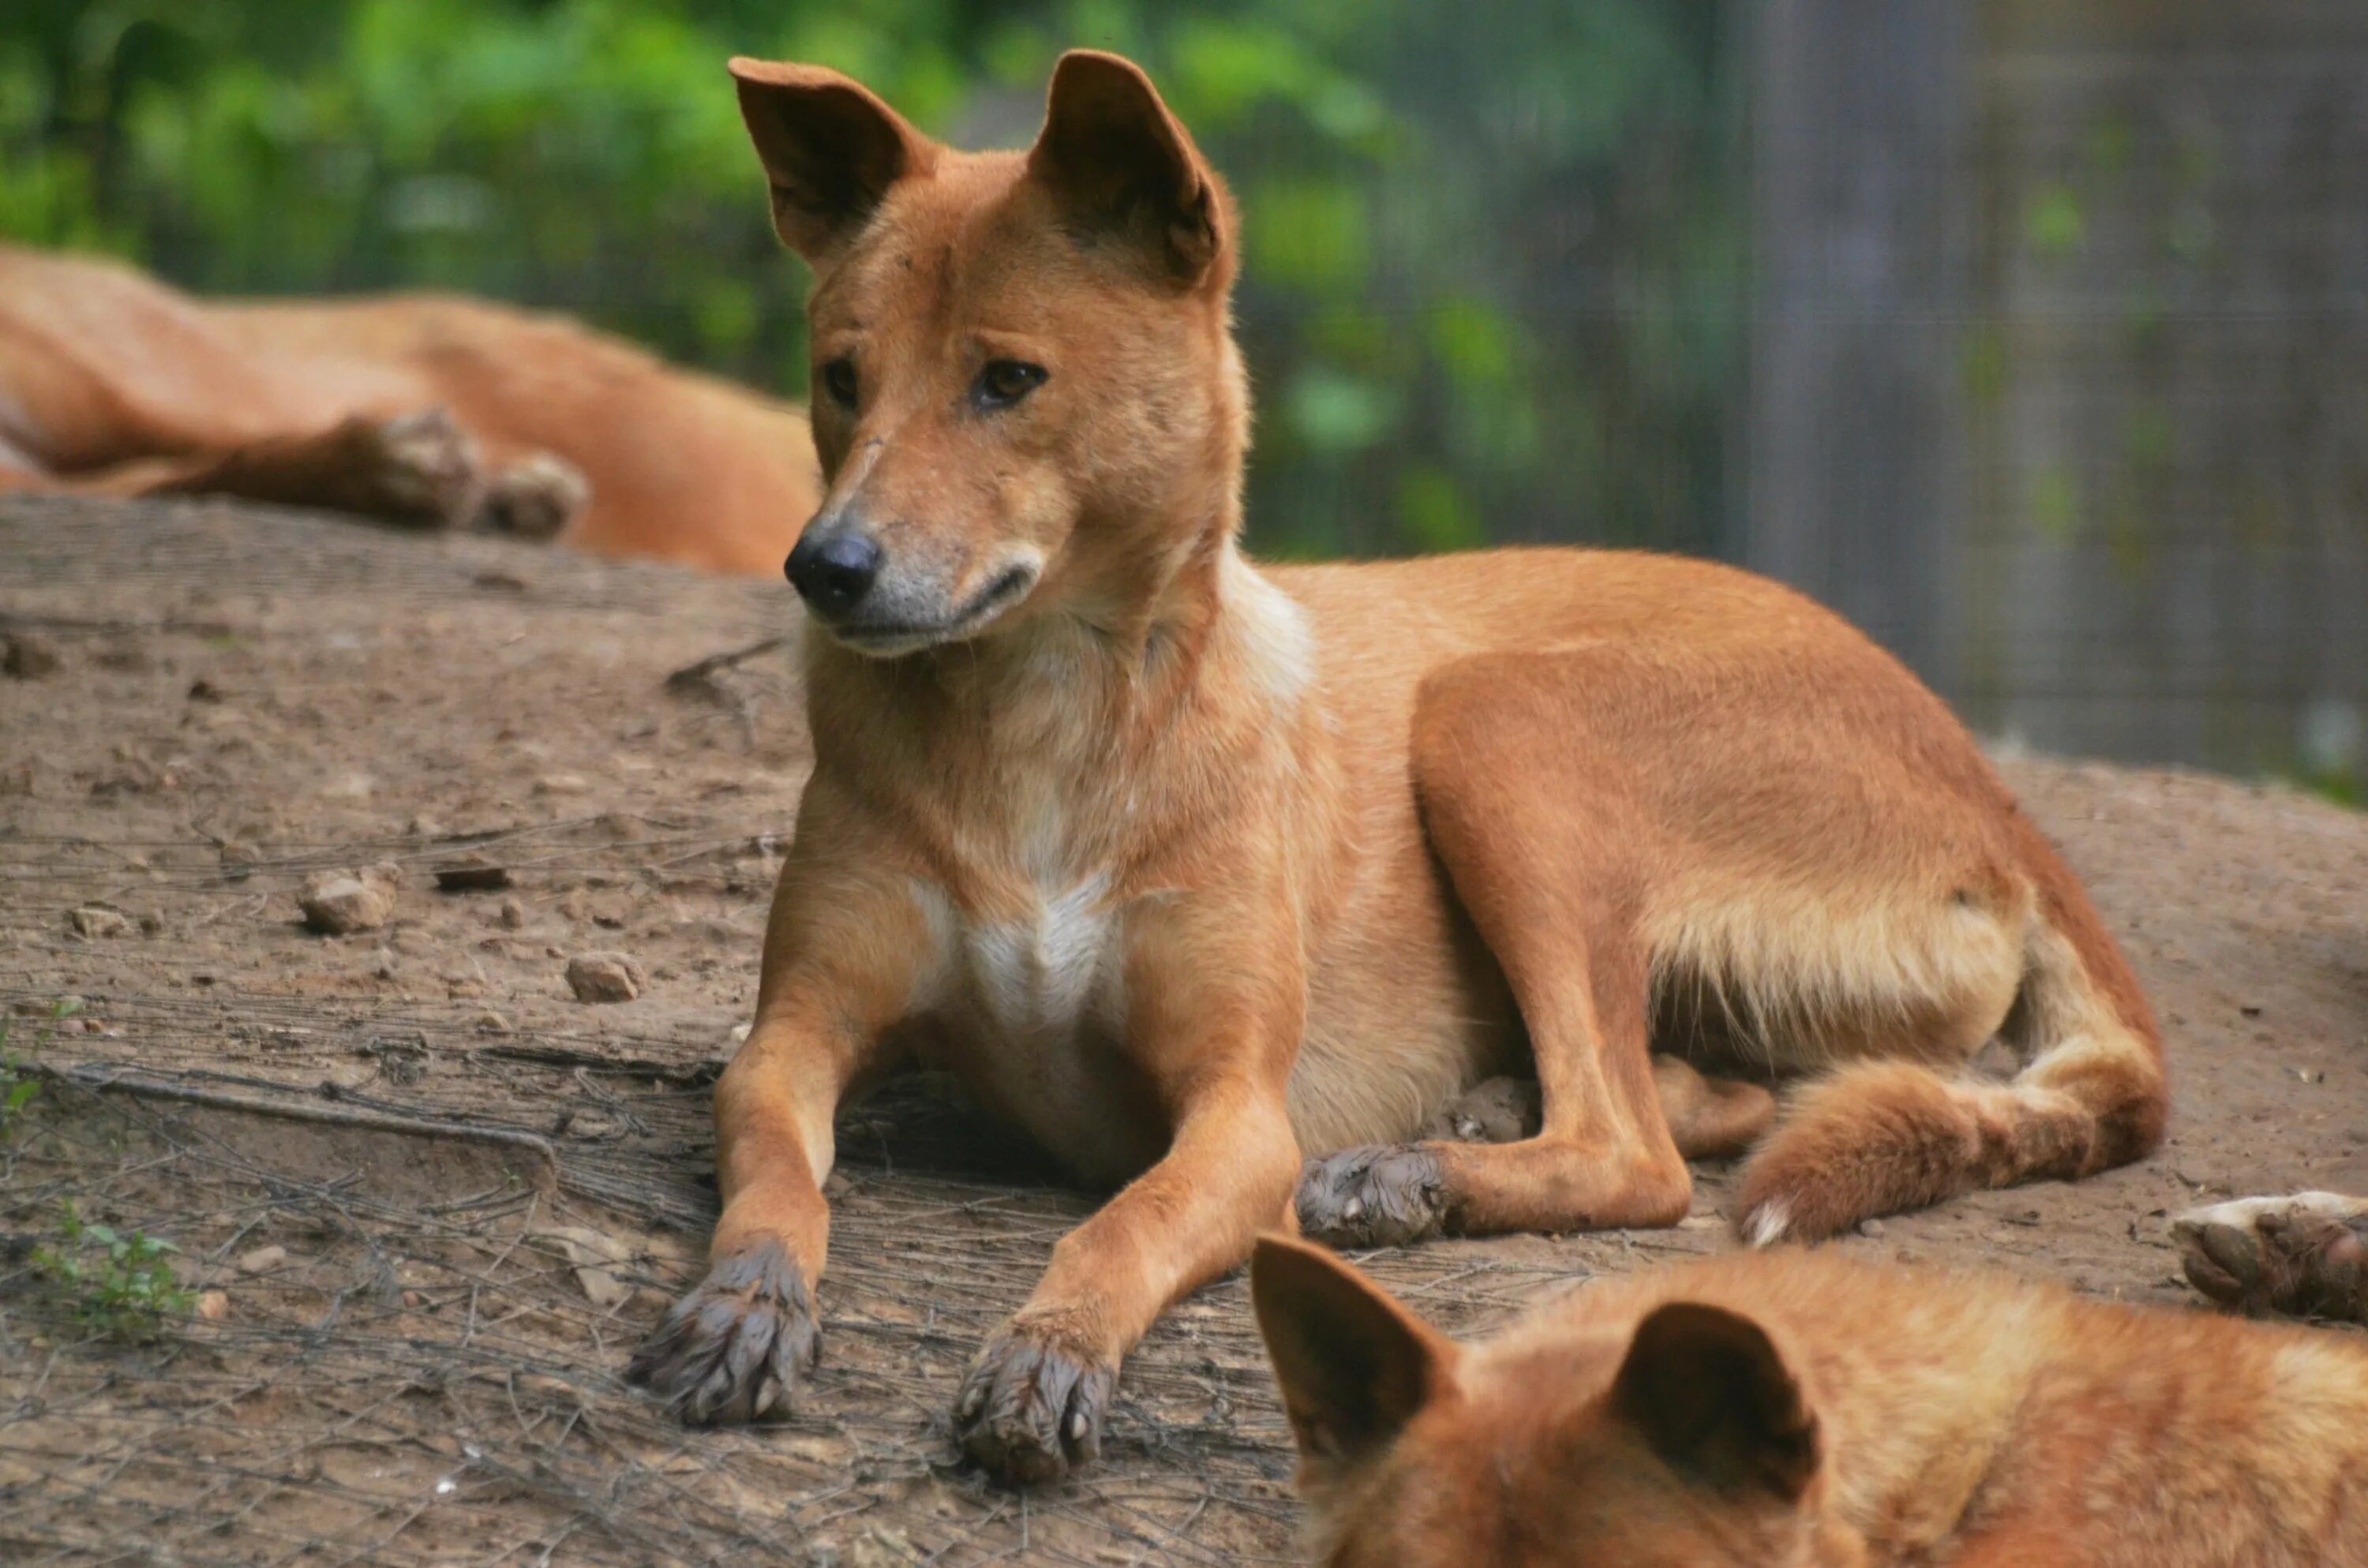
[0,244,819,573]
[1252,1235,2368,1567]
[629,49,2167,1484]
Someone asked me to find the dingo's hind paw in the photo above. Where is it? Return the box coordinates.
[2173,1192,2368,1323]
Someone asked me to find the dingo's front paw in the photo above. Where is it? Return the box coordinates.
[955,1315,1115,1484]
[1296,1144,1447,1248]
[627,1237,819,1424]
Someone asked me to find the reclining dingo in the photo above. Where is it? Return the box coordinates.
[0,244,819,573]
[1253,1235,2368,1567]
[630,48,2169,1484]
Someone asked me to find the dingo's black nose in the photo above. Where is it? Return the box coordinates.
[785,531,882,616]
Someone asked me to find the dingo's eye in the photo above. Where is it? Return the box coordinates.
[821,357,858,409]
[974,360,1047,410]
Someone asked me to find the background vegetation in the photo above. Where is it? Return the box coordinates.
[0,0,1740,561]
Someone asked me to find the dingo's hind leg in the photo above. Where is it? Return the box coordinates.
[1298,653,1704,1247]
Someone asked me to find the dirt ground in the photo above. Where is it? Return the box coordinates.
[2,493,2365,1567]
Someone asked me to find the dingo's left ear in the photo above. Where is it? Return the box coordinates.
[1613,1302,1821,1502]
[729,58,935,261]
[1028,50,1230,286]
[1252,1235,1459,1469]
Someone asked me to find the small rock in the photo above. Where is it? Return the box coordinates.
[299,867,397,934]
[3,631,62,678]
[498,897,527,930]
[434,856,511,893]
[475,1009,514,1035]
[187,678,228,703]
[402,1290,423,1309]
[237,1244,287,1274]
[566,952,643,1004]
[535,773,592,797]
[1857,1218,1887,1239]
[1677,1214,1722,1232]
[195,1289,230,1322]
[69,905,131,938]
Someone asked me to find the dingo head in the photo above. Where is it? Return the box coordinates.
[1251,1237,1838,1568]
[730,50,1245,656]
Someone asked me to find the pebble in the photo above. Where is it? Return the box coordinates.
[498,897,527,929]
[566,952,644,1004]
[237,1244,287,1274]
[195,1289,230,1322]
[69,904,131,938]
[299,865,399,934]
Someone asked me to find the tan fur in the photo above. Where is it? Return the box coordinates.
[0,243,820,572]
[1253,1236,2368,1568]
[631,49,2168,1482]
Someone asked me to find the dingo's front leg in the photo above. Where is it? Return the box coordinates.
[629,838,928,1424]
[955,900,1305,1484]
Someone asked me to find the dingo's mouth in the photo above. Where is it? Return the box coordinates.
[829,561,1040,657]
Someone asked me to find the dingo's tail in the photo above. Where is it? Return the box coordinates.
[1735,828,2167,1245]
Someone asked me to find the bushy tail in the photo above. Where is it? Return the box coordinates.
[1734,843,2168,1247]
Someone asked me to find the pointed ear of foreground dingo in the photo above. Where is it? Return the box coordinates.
[1027,49,1231,286]
[1613,1301,1823,1502]
[728,57,937,260]
[1251,1234,1459,1468]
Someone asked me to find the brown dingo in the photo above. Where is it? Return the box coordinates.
[1252,1234,2368,1566]
[0,244,819,572]
[628,48,2168,1484]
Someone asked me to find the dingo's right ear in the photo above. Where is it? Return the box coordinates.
[1613,1301,1821,1502]
[1251,1235,1458,1469]
[729,58,935,260]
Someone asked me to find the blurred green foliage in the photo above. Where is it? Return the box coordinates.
[0,0,1739,557]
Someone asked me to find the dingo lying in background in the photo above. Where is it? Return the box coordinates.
[0,244,819,574]
[629,47,2168,1484]
[1254,1234,2368,1567]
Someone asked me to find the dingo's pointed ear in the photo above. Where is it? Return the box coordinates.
[729,57,933,261]
[1613,1302,1821,1503]
[1252,1235,1457,1469]
[1028,50,1230,286]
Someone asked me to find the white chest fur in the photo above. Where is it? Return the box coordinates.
[910,874,1127,1042]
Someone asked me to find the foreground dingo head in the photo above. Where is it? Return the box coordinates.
[730,50,1245,656]
[1252,1237,1837,1568]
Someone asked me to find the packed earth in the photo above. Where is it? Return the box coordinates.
[3,494,2365,1566]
